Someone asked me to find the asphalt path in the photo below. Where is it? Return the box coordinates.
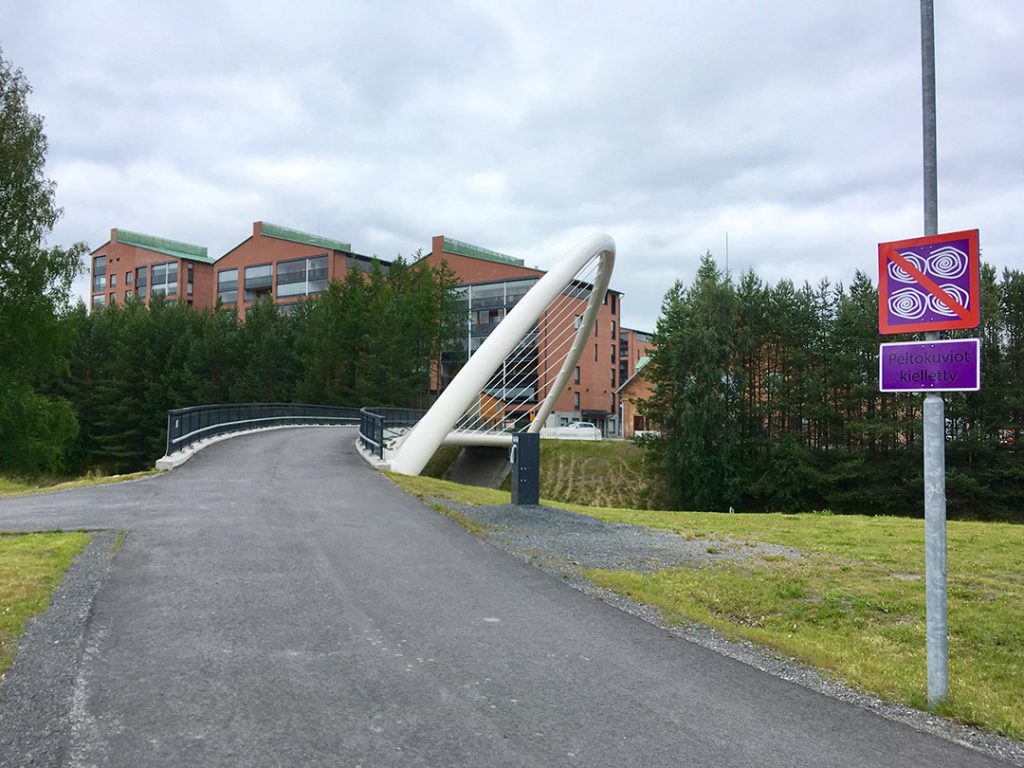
[0,428,1011,767]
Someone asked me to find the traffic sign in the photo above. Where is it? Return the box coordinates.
[879,338,980,392]
[878,229,979,334]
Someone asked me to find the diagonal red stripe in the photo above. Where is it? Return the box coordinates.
[885,247,970,321]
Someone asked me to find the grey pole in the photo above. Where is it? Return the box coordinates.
[920,0,948,706]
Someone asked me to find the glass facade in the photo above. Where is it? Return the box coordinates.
[218,268,238,304]
[136,267,148,299]
[92,256,106,292]
[151,262,178,296]
[244,264,273,301]
[277,255,328,298]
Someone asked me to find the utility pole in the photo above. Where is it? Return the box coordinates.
[920,0,948,706]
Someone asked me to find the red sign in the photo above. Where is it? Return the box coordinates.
[878,229,980,334]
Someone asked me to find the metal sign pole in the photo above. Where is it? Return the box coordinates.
[920,0,948,706]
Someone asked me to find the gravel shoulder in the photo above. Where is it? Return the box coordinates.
[0,530,119,768]
[429,498,1024,767]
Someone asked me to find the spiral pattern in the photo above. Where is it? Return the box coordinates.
[887,253,926,284]
[927,246,968,279]
[888,287,927,319]
[928,284,970,317]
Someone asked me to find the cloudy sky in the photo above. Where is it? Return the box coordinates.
[2,1,1021,332]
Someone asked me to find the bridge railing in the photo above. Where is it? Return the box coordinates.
[358,407,427,459]
[165,403,361,456]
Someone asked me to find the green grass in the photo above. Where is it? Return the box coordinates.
[0,531,92,677]
[539,439,669,508]
[387,473,1024,739]
[0,470,157,499]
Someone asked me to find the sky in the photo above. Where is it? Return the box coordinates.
[2,1,1022,332]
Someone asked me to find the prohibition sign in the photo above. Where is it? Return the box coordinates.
[878,229,979,334]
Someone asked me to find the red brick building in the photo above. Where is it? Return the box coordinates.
[88,229,216,310]
[618,355,655,438]
[422,235,626,435]
[214,221,385,317]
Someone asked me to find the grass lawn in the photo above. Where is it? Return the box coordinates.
[0,470,157,499]
[388,473,1024,740]
[0,531,92,677]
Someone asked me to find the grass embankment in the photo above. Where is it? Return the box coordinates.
[389,472,1024,740]
[0,531,92,676]
[0,470,156,499]
[423,438,669,509]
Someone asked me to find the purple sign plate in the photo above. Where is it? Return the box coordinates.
[879,339,980,392]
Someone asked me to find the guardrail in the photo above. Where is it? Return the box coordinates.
[358,407,427,459]
[165,403,360,456]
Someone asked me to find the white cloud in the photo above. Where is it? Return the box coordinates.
[1,0,1021,333]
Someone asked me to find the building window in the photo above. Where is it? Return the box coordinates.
[92,256,107,292]
[125,290,133,300]
[151,262,178,296]
[346,255,375,273]
[611,393,616,412]
[610,293,617,315]
[610,344,616,363]
[594,320,599,337]
[187,263,194,295]
[594,343,598,362]
[277,254,328,298]
[126,271,132,285]
[244,263,273,301]
[108,292,117,305]
[218,268,238,304]
[135,267,148,299]
[574,366,580,385]
[92,293,105,309]
[610,320,616,337]
[610,369,616,388]
[574,392,580,410]
[110,273,118,288]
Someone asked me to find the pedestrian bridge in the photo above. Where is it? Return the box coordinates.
[159,234,617,475]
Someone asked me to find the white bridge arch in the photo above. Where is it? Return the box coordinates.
[389,232,616,476]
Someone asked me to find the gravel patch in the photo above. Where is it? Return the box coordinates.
[0,529,119,768]
[429,499,1024,767]
[434,499,799,572]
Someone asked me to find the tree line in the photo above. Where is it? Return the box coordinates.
[642,254,1024,519]
[32,261,464,475]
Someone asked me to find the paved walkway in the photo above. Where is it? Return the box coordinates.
[0,428,1013,766]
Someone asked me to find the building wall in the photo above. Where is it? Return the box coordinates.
[427,234,624,434]
[620,369,654,439]
[213,221,374,317]
[88,228,215,310]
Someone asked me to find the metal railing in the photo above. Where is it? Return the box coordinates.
[358,407,427,459]
[165,403,360,456]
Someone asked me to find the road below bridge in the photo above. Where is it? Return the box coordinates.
[0,428,1011,767]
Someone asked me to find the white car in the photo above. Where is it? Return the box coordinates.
[567,421,596,429]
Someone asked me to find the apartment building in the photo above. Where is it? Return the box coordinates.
[619,355,655,438]
[88,229,216,310]
[618,327,655,390]
[214,221,386,317]
[423,235,625,435]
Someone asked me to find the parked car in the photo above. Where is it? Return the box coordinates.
[567,421,596,429]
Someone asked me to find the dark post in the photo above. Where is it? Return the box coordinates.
[510,432,540,505]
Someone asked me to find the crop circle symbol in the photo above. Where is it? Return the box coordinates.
[887,252,926,284]
[888,287,927,320]
[927,246,968,280]
[927,284,970,317]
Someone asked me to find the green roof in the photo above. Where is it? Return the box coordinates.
[115,229,212,263]
[443,237,523,266]
[262,222,351,252]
